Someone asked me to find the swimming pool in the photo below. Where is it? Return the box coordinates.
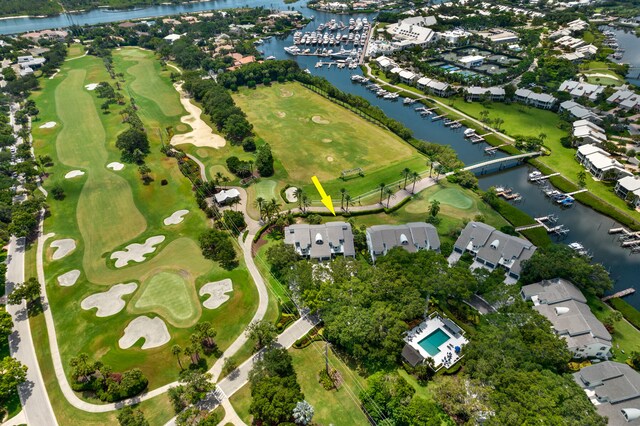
[418,328,450,356]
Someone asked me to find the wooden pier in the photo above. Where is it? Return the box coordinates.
[530,172,560,182]
[515,214,568,235]
[444,118,464,127]
[432,113,447,121]
[566,189,588,196]
[602,288,636,302]
[484,143,508,153]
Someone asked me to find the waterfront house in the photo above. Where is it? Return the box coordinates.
[416,77,450,97]
[375,55,396,72]
[573,362,640,426]
[615,176,640,207]
[284,222,355,261]
[559,100,602,123]
[449,221,536,281]
[386,18,435,48]
[399,70,418,84]
[573,120,607,146]
[465,86,505,102]
[514,89,557,109]
[576,144,631,180]
[366,222,440,262]
[17,55,46,69]
[521,278,612,359]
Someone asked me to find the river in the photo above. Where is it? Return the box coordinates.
[2,3,638,308]
[604,25,640,87]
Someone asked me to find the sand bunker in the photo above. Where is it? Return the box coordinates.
[118,316,170,350]
[170,83,226,149]
[327,156,334,162]
[107,162,124,171]
[65,170,85,179]
[111,236,165,268]
[322,138,332,143]
[164,210,189,226]
[280,89,293,97]
[276,111,286,118]
[85,83,99,91]
[199,279,233,309]
[57,270,80,287]
[285,187,299,202]
[81,283,137,317]
[51,239,76,260]
[39,121,57,129]
[312,115,330,124]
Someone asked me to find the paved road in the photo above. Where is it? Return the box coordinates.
[4,236,58,426]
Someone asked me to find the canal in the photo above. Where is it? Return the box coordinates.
[2,2,639,308]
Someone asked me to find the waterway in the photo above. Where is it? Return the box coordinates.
[2,3,639,308]
[604,25,640,86]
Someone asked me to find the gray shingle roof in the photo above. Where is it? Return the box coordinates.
[521,278,587,304]
[284,222,355,260]
[366,222,440,260]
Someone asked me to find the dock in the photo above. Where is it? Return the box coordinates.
[601,288,636,302]
[515,214,569,235]
[484,143,508,154]
[607,226,640,251]
[444,118,464,127]
[469,135,485,143]
[495,187,521,201]
[432,113,447,121]
[529,172,560,182]
[566,189,588,196]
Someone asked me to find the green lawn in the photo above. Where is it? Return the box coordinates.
[30,48,260,391]
[290,342,369,426]
[587,295,640,363]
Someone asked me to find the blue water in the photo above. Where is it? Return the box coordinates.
[418,328,449,356]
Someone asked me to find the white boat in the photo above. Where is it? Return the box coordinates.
[528,171,542,181]
[265,55,276,60]
[568,242,590,256]
[284,46,301,55]
[463,128,475,137]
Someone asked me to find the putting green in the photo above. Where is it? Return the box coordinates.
[428,188,474,210]
[132,270,200,327]
[253,179,278,201]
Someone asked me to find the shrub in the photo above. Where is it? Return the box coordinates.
[318,368,335,390]
[609,298,640,330]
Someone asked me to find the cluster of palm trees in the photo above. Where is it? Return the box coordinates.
[293,188,312,213]
[339,188,356,212]
[171,322,217,370]
[377,168,422,208]
[254,197,282,223]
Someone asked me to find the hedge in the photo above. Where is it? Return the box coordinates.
[609,298,640,331]
[253,223,270,243]
[293,327,324,349]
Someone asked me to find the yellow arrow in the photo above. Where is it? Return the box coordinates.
[311,175,336,216]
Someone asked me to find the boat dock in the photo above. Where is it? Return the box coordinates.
[529,172,560,182]
[484,143,508,154]
[495,187,522,201]
[432,113,447,121]
[444,118,464,127]
[515,214,569,235]
[566,189,588,196]
[602,288,636,302]
[607,226,640,252]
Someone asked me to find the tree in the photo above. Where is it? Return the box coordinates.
[179,369,214,404]
[410,171,420,193]
[401,167,411,189]
[138,164,152,185]
[0,309,12,339]
[428,199,440,218]
[340,188,346,210]
[117,406,149,426]
[378,182,386,204]
[385,186,394,208]
[344,194,352,212]
[266,243,300,279]
[246,320,277,350]
[223,114,253,144]
[255,143,274,177]
[51,183,65,200]
[171,345,183,370]
[199,229,237,269]
[0,357,27,404]
[101,101,110,113]
[255,197,265,221]
[223,210,246,234]
[7,277,41,306]
[115,128,150,163]
[292,400,314,425]
[577,170,587,188]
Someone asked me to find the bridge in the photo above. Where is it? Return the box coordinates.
[447,152,543,176]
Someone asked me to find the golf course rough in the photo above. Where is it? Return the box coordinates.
[32,48,260,387]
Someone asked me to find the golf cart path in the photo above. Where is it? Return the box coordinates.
[5,236,58,426]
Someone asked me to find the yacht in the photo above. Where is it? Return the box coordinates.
[284,46,301,55]
[528,171,542,181]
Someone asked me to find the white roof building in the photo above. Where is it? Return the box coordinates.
[573,120,607,145]
[214,188,241,205]
[559,80,605,101]
[163,34,182,43]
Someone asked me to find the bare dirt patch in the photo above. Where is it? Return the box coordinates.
[170,83,226,149]
[110,235,165,268]
[312,115,330,124]
[81,283,137,317]
[118,316,170,350]
[199,279,233,309]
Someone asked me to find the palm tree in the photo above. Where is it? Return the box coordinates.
[340,188,347,210]
[410,171,420,193]
[171,345,183,370]
[189,335,202,363]
[344,194,352,212]
[268,198,281,221]
[378,183,386,204]
[401,168,411,189]
[294,188,304,210]
[183,346,194,365]
[301,194,311,213]
[215,171,224,186]
[255,197,265,221]
[385,187,394,208]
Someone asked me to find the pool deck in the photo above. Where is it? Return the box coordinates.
[404,315,468,369]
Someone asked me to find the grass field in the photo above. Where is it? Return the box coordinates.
[184,82,429,218]
[587,295,640,363]
[30,48,260,392]
[290,342,369,426]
